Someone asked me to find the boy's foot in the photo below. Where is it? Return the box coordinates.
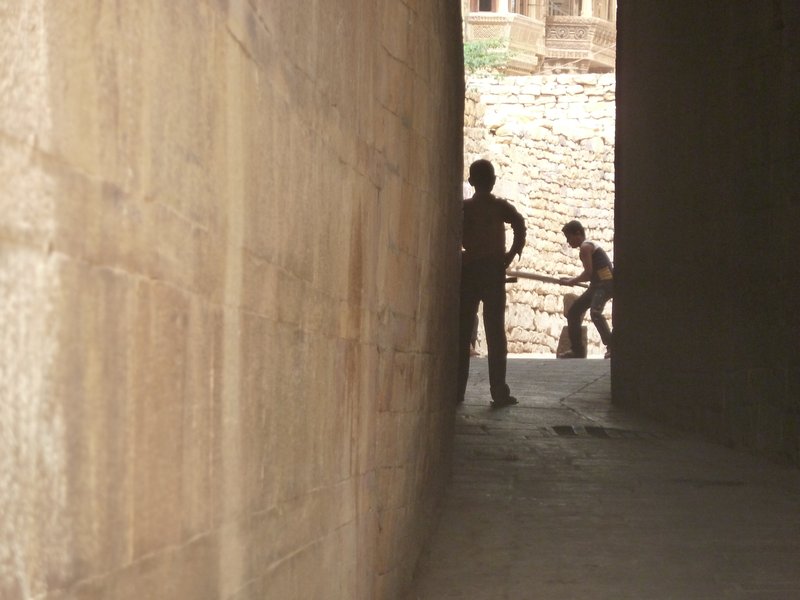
[557,350,585,359]
[490,395,518,408]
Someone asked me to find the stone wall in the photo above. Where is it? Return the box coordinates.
[464,74,615,355]
[614,2,800,464]
[0,2,464,599]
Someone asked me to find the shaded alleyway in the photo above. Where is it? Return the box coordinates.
[407,358,800,599]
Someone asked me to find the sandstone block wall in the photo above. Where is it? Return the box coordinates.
[0,2,463,598]
[464,74,615,355]
[614,2,800,464]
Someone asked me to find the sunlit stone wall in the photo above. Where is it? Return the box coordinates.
[464,74,615,356]
[0,2,463,598]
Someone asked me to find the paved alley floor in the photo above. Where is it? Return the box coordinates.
[406,358,800,600]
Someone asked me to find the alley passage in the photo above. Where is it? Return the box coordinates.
[408,358,800,599]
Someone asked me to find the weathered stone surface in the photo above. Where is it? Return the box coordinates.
[0,2,463,598]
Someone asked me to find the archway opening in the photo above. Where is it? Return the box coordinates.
[461,0,617,359]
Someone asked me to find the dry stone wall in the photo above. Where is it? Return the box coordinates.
[0,2,463,599]
[464,74,616,356]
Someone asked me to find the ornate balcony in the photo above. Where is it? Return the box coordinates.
[465,12,547,75]
[464,10,615,75]
[543,15,616,72]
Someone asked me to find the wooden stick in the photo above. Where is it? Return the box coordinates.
[505,270,589,288]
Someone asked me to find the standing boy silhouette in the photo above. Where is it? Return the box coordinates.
[458,159,526,407]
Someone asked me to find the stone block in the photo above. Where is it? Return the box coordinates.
[556,325,587,355]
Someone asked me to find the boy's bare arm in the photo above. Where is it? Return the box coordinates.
[505,203,526,265]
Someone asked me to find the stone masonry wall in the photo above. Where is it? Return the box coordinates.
[464,74,615,356]
[0,2,463,599]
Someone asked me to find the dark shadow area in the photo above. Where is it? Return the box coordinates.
[408,358,800,599]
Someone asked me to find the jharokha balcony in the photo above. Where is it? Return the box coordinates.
[544,15,616,72]
[464,8,616,74]
[465,12,547,75]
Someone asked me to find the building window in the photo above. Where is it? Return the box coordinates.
[548,0,577,16]
[510,0,531,16]
[478,0,493,11]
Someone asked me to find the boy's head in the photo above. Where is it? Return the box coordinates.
[468,159,496,192]
[561,220,585,248]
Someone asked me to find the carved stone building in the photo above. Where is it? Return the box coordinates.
[463,0,616,73]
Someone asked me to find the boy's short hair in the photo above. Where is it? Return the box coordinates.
[469,159,495,187]
[561,220,585,236]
